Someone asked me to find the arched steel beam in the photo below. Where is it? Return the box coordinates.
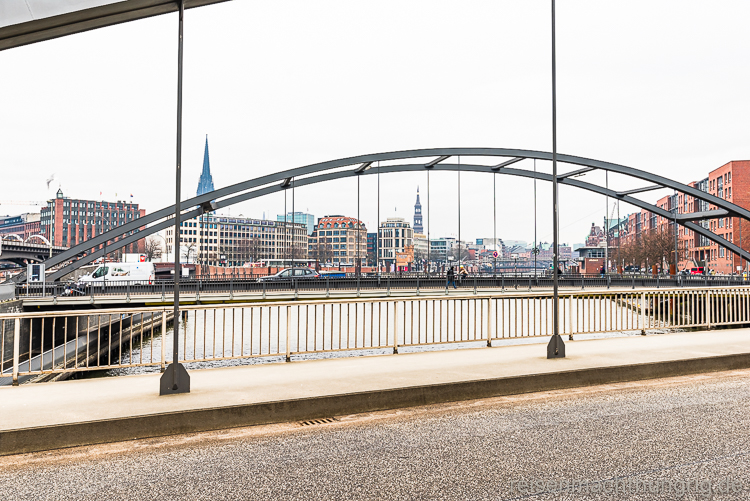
[0,234,24,243]
[45,148,748,271]
[45,148,749,271]
[48,160,748,281]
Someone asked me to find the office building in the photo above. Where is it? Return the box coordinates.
[277,212,315,235]
[164,214,307,267]
[308,215,367,266]
[0,213,41,240]
[40,188,146,254]
[378,217,413,270]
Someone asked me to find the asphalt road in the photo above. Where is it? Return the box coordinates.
[3,369,750,500]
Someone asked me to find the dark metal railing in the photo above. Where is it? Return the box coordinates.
[13,273,750,300]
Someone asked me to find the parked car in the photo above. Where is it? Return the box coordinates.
[257,267,321,282]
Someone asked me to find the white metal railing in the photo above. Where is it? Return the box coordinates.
[3,286,750,384]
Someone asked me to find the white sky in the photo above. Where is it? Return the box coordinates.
[1,0,748,247]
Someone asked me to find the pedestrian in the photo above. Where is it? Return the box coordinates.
[447,266,456,289]
[459,266,469,283]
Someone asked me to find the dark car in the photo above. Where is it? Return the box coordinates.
[257,267,321,282]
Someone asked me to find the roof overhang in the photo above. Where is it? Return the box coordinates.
[0,0,229,51]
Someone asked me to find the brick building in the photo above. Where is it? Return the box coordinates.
[40,188,146,254]
[609,160,750,274]
[308,215,367,266]
[704,161,750,273]
[0,213,41,240]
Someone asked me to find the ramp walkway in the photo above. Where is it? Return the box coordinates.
[1,328,749,456]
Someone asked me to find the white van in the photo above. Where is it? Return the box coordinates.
[79,262,155,285]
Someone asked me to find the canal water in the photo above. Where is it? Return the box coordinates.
[82,304,677,379]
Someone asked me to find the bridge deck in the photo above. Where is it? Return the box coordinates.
[1,328,749,455]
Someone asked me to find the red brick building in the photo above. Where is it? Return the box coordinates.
[0,213,41,241]
[40,188,146,254]
[704,160,750,273]
[609,160,750,274]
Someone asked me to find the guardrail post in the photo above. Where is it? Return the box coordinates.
[393,301,399,354]
[161,281,166,302]
[127,281,131,302]
[501,275,504,291]
[632,274,635,290]
[230,276,234,299]
[387,276,391,297]
[160,309,167,372]
[568,294,574,340]
[657,275,660,289]
[641,292,647,335]
[486,298,492,347]
[607,275,611,289]
[263,280,267,300]
[474,275,477,295]
[416,276,420,296]
[294,278,298,299]
[357,275,361,297]
[286,305,291,362]
[12,318,20,386]
[325,276,330,298]
[706,289,712,330]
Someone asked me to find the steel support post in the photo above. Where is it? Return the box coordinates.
[286,306,291,362]
[393,301,399,354]
[12,318,20,386]
[493,172,497,277]
[161,0,190,395]
[547,0,565,359]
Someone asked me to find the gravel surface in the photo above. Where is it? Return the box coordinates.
[3,369,750,500]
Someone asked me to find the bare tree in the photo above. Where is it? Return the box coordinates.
[290,243,307,263]
[249,236,262,262]
[145,236,162,261]
[451,245,470,262]
[312,240,333,266]
[181,242,197,263]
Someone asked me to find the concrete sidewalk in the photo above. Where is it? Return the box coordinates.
[1,329,749,456]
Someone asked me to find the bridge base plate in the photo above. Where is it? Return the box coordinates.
[547,334,566,359]
[159,363,191,395]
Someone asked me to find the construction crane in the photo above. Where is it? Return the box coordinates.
[0,200,45,206]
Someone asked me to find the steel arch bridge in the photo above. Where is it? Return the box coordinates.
[45,148,746,281]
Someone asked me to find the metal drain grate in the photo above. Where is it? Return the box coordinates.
[299,417,338,426]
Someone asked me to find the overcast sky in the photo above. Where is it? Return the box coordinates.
[1,0,749,247]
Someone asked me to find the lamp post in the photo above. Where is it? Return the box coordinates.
[160,0,190,395]
[547,0,565,358]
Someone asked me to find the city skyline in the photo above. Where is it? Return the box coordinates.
[1,1,748,248]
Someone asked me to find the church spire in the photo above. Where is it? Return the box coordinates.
[413,185,424,233]
[196,135,215,196]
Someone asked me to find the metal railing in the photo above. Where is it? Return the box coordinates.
[13,273,750,300]
[3,286,750,385]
